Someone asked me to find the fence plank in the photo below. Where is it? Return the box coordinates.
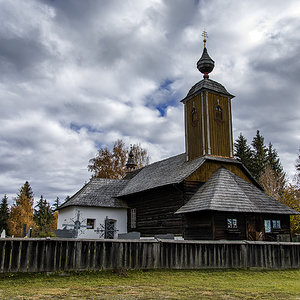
[0,239,299,273]
[3,240,12,272]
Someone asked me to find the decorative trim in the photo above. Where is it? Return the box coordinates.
[201,93,206,155]
[184,104,188,161]
[228,97,233,157]
[206,92,211,155]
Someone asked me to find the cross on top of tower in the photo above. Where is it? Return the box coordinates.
[202,31,208,48]
[197,31,214,78]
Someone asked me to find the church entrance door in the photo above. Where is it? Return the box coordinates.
[105,218,116,239]
[245,215,256,241]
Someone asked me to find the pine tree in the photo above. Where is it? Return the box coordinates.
[234,133,253,173]
[33,195,55,237]
[0,195,10,234]
[7,181,35,237]
[251,130,268,179]
[267,143,283,175]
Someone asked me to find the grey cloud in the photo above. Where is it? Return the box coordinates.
[0,34,53,82]
[0,0,299,203]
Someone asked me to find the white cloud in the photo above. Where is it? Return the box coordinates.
[0,0,299,204]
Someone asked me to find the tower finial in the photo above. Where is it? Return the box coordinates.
[197,31,214,79]
[202,31,208,48]
[126,145,137,172]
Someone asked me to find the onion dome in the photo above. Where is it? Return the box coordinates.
[126,146,137,172]
[197,31,215,79]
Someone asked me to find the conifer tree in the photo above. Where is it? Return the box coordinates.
[234,133,253,173]
[251,130,268,179]
[7,181,35,237]
[266,143,283,175]
[33,195,55,237]
[0,195,10,234]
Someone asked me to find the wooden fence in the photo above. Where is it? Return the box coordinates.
[0,238,299,273]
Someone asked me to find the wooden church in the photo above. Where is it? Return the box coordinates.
[57,35,298,241]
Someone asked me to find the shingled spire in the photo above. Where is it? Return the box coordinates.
[126,146,137,172]
[197,31,215,79]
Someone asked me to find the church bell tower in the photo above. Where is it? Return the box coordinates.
[181,32,235,161]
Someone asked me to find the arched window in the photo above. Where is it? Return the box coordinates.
[214,104,223,123]
[191,104,198,127]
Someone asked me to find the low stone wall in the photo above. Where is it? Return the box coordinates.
[0,238,299,273]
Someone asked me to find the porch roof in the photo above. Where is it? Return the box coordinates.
[176,167,299,215]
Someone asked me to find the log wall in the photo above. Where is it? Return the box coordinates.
[126,186,184,236]
[0,238,299,273]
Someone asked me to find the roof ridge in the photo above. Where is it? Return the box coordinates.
[92,177,123,182]
[144,153,185,168]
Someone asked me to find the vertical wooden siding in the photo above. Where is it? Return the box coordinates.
[186,160,254,184]
[185,91,233,161]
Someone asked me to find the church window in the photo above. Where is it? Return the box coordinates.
[265,219,281,233]
[131,208,136,229]
[272,220,281,229]
[227,218,237,229]
[191,102,199,127]
[264,220,271,233]
[214,105,223,123]
[87,219,95,229]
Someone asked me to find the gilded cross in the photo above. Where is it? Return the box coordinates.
[202,31,208,48]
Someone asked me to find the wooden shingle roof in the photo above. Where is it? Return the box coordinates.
[181,78,234,103]
[176,167,299,215]
[59,178,128,209]
[118,153,254,197]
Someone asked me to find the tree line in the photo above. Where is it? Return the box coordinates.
[0,182,58,237]
[235,130,300,234]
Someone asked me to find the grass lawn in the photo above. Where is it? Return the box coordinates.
[0,269,299,299]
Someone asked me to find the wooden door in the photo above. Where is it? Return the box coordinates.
[246,216,256,241]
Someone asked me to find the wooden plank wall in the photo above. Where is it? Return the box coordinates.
[186,160,254,185]
[207,93,231,157]
[185,92,232,160]
[126,186,184,236]
[185,94,203,160]
[0,239,299,273]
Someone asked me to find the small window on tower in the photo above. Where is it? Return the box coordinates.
[191,107,199,127]
[214,105,223,123]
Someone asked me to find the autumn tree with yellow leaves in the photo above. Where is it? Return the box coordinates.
[88,139,149,179]
[7,181,35,237]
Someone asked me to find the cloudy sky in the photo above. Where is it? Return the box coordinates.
[1,0,300,205]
